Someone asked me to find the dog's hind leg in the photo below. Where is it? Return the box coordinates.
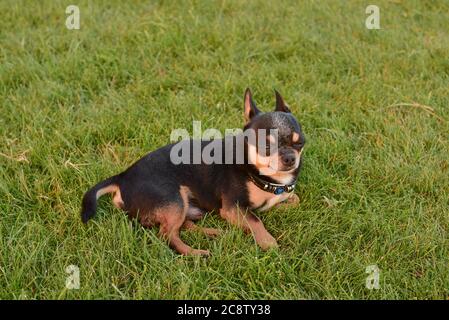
[156,186,210,256]
[182,220,221,237]
[157,205,210,256]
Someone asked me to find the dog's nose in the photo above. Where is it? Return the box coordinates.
[281,153,296,167]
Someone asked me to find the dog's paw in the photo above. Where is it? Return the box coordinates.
[257,235,279,251]
[287,193,300,204]
[190,249,211,256]
[278,193,300,209]
[203,227,221,238]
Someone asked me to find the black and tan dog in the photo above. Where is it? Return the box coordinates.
[81,89,305,255]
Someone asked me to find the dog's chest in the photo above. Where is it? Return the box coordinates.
[246,181,289,212]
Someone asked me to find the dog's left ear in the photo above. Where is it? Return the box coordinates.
[274,90,291,113]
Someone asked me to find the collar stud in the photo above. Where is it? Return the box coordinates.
[274,187,285,195]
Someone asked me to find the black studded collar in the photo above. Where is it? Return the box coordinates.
[248,173,296,195]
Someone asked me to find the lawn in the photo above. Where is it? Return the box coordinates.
[0,0,448,299]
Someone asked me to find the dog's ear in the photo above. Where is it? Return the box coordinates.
[274,90,291,113]
[244,88,261,122]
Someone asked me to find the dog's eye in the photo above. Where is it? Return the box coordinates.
[293,142,303,150]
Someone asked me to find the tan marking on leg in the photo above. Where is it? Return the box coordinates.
[179,185,191,209]
[219,205,278,250]
[156,186,209,256]
[182,220,221,237]
[112,187,124,209]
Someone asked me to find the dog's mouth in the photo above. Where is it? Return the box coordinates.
[259,161,298,176]
[249,143,303,176]
[278,166,297,173]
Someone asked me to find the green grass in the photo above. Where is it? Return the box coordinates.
[0,0,448,299]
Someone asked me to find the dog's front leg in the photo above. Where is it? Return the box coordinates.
[219,206,278,250]
[276,193,300,209]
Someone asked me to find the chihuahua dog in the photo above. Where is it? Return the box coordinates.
[81,89,305,255]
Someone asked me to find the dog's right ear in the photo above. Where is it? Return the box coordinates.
[244,88,261,122]
[274,90,291,113]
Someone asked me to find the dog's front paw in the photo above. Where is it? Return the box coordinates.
[286,193,300,204]
[257,234,279,251]
[277,193,300,209]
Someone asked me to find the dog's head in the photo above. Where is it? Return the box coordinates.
[243,88,305,181]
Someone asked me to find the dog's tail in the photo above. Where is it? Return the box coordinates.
[81,175,120,223]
